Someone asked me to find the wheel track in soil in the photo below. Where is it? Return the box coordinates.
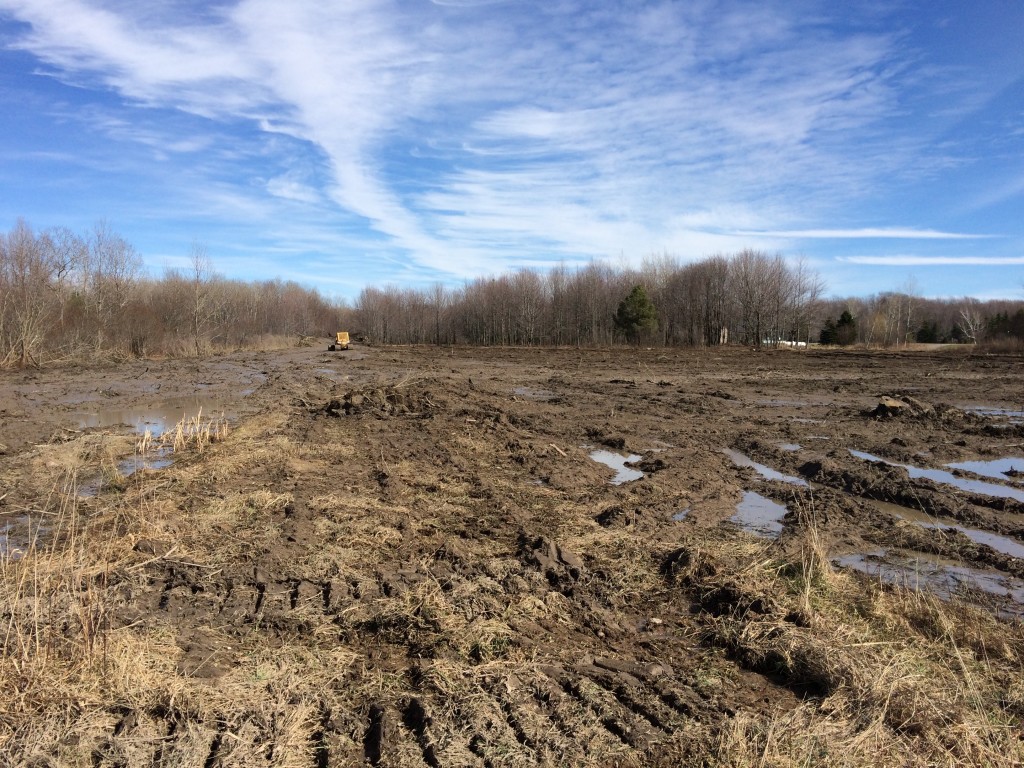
[10,345,1024,766]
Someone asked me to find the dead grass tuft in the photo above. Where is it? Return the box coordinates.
[680,523,1024,766]
[158,409,229,454]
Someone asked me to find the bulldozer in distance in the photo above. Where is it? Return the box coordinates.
[328,332,351,351]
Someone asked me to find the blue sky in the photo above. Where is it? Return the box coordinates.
[1,0,1023,301]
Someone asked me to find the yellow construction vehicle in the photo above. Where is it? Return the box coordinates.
[328,331,351,351]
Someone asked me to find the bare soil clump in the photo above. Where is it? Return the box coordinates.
[2,344,1024,766]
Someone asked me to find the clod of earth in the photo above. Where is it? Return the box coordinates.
[870,394,934,418]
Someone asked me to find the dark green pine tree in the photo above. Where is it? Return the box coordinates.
[916,321,939,343]
[836,310,857,346]
[819,317,838,345]
[614,285,658,344]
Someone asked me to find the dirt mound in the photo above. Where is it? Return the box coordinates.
[869,394,934,418]
[320,384,439,418]
[868,394,979,424]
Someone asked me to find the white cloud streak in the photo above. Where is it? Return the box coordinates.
[839,255,1024,266]
[0,0,1010,280]
[736,228,995,240]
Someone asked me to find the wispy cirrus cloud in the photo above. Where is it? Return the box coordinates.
[839,255,1024,266]
[734,228,996,240]
[961,172,1024,213]
[0,0,1019,289]
[265,175,320,205]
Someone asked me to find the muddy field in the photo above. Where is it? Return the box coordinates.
[2,344,1024,766]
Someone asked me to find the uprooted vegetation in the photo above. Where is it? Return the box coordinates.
[2,345,1024,766]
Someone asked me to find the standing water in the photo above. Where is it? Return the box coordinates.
[589,450,644,485]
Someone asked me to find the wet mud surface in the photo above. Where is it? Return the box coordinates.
[3,344,1024,765]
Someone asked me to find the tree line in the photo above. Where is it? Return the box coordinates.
[354,257,1023,350]
[0,219,343,367]
[816,291,1024,348]
[4,218,1023,368]
[354,251,826,347]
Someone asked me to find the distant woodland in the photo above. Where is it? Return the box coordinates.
[2,219,1022,367]
[352,254,1023,350]
[0,219,341,367]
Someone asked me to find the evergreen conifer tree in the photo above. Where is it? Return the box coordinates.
[614,285,658,344]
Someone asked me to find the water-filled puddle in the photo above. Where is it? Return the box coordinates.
[119,448,175,477]
[77,447,181,497]
[731,491,787,537]
[778,443,802,452]
[1,516,43,561]
[589,450,644,485]
[946,457,1024,482]
[723,449,808,487]
[672,507,690,521]
[74,397,232,437]
[866,499,1024,560]
[1,521,20,560]
[850,450,1024,503]
[74,405,230,496]
[834,550,1024,618]
[963,406,1024,419]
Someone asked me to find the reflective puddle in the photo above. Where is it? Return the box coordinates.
[118,448,175,477]
[77,448,187,497]
[589,449,644,485]
[1,516,44,561]
[963,406,1024,419]
[778,443,802,452]
[731,491,787,538]
[724,449,808,487]
[834,550,1024,618]
[866,499,1024,560]
[1,521,19,560]
[73,397,233,437]
[946,457,1024,482]
[672,507,690,522]
[850,450,1024,503]
[72,404,230,496]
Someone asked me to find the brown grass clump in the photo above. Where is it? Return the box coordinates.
[158,409,230,454]
[671,522,1024,767]
[0,430,355,766]
[708,704,924,768]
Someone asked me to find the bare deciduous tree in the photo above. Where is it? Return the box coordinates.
[0,219,55,367]
[957,300,984,344]
[189,241,216,356]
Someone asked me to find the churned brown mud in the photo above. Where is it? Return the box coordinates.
[2,344,1024,766]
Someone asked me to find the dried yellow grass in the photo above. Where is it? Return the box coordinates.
[157,408,230,454]
[5,382,1024,768]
